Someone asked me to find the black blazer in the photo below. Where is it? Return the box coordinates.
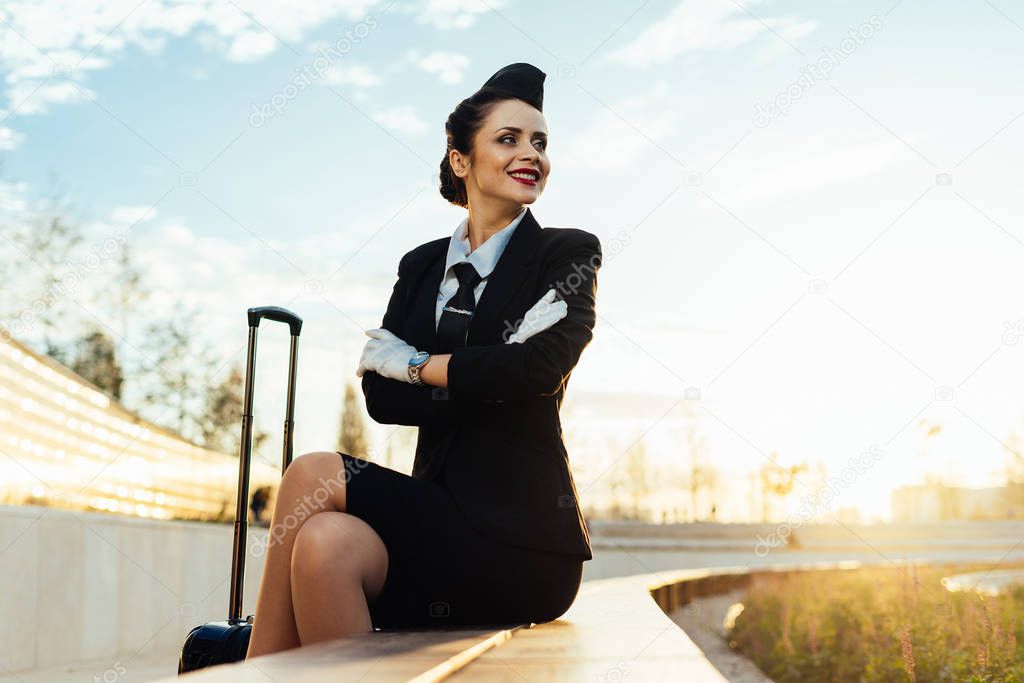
[361,206,601,560]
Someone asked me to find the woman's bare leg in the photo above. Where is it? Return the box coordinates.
[246,452,350,657]
[290,511,389,643]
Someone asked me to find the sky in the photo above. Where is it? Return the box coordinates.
[1,0,1023,523]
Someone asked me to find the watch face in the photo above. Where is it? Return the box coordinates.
[409,351,429,367]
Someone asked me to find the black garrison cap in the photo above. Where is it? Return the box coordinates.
[476,62,546,112]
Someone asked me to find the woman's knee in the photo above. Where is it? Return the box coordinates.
[290,512,389,600]
[290,512,359,583]
[277,451,348,513]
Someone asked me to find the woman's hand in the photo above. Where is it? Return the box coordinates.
[506,288,568,344]
[357,328,421,383]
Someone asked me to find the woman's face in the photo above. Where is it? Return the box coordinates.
[452,98,550,208]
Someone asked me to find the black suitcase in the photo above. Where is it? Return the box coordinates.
[178,306,303,673]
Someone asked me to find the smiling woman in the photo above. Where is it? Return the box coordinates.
[441,100,550,212]
[246,63,602,658]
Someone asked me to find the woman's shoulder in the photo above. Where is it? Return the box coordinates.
[538,224,602,256]
[397,236,449,274]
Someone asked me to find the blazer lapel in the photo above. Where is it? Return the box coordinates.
[404,206,542,352]
[466,206,541,345]
[406,244,447,353]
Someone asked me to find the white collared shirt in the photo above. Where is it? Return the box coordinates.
[436,205,528,331]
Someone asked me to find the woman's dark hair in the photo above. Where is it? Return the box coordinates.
[440,91,519,208]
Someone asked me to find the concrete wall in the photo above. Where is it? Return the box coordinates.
[8,506,1023,674]
[0,504,268,673]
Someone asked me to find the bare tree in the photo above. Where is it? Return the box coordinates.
[199,364,244,454]
[607,465,626,520]
[198,363,270,457]
[136,306,220,444]
[681,402,718,521]
[103,239,150,390]
[1002,424,1024,513]
[1,206,85,362]
[758,456,808,522]
[624,437,650,521]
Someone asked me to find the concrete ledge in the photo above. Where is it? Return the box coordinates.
[172,626,525,682]
[444,571,733,681]
[450,560,877,680]
[161,570,760,681]
[153,560,891,681]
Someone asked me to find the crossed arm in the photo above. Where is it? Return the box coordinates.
[360,232,602,426]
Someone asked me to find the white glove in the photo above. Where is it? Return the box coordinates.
[356,328,421,383]
[506,288,568,344]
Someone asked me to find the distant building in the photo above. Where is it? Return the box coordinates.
[834,505,862,525]
[0,333,277,521]
[891,483,1024,522]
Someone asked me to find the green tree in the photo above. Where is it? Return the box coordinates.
[69,325,124,399]
[337,381,369,459]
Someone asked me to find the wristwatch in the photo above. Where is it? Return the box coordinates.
[407,350,431,386]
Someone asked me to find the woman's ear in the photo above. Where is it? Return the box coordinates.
[450,149,467,178]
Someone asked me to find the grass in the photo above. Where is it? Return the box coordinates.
[728,561,1024,682]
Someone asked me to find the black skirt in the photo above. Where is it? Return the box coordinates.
[336,452,585,630]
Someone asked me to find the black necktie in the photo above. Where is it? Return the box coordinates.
[436,262,482,352]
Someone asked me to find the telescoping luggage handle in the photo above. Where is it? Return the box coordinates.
[228,306,303,624]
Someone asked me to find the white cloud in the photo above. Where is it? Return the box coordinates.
[0,179,29,214]
[558,83,681,170]
[698,125,915,204]
[8,80,92,117]
[0,0,384,120]
[0,126,25,151]
[160,223,195,247]
[752,17,818,63]
[323,63,382,87]
[558,80,910,206]
[413,51,470,84]
[109,205,159,226]
[373,105,429,135]
[402,0,502,30]
[606,0,814,67]
[224,30,278,63]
